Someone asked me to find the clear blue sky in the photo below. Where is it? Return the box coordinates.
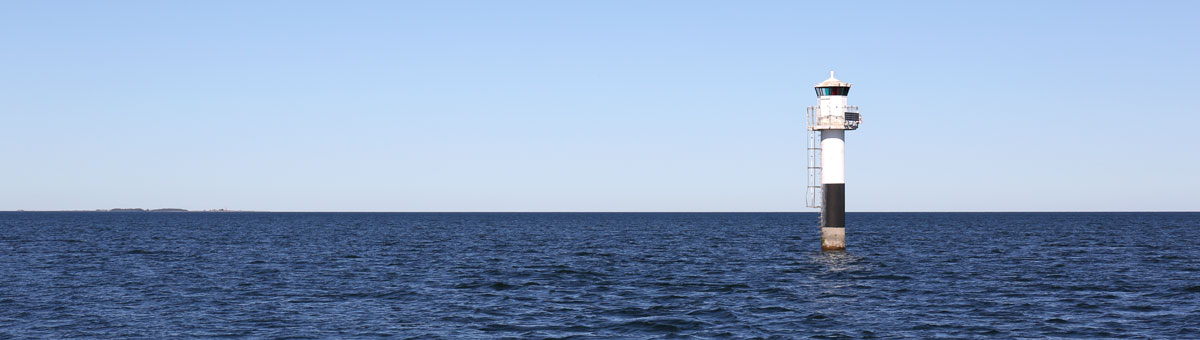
[2,1,1197,211]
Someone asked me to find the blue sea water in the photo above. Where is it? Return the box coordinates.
[1,212,1198,339]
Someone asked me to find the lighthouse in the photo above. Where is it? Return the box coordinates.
[806,71,861,251]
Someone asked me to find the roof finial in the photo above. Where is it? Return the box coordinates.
[814,70,851,87]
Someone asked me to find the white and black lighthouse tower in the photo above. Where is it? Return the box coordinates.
[806,71,861,251]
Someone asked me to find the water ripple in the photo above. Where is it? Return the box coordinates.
[1,212,1198,338]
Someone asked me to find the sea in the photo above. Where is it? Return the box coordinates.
[1,212,1197,339]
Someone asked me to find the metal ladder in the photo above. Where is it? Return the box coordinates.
[806,115,823,208]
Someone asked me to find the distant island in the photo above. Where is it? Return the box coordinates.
[106,208,252,212]
[9,208,256,212]
[109,208,189,212]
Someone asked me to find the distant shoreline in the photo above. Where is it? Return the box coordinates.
[6,208,258,213]
[2,210,1197,213]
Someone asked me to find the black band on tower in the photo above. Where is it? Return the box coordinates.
[821,183,845,228]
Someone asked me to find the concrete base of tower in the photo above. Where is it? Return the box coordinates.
[821,227,845,251]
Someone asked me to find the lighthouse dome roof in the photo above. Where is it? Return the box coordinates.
[815,71,851,87]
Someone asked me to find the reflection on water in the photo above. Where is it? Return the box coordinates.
[812,249,863,272]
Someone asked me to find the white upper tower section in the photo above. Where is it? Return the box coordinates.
[808,71,860,130]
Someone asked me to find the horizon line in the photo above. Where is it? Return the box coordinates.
[4,210,1198,213]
